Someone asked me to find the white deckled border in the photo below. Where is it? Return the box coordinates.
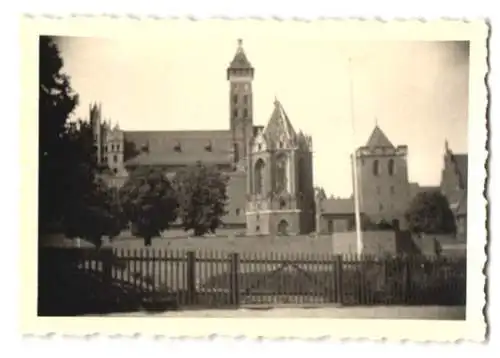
[19,17,489,342]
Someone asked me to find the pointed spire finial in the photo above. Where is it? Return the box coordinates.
[375,117,378,127]
[274,94,279,106]
[445,139,449,152]
[237,38,243,50]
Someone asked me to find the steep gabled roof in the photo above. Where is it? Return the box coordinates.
[123,130,234,167]
[228,39,253,70]
[365,125,395,148]
[263,98,297,145]
[452,154,468,190]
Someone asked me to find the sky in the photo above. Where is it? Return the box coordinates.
[55,33,469,198]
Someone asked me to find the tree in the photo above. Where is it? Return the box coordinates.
[405,191,456,234]
[174,162,229,236]
[63,177,124,249]
[39,36,81,234]
[119,167,178,246]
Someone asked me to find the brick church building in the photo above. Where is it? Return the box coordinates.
[90,39,316,236]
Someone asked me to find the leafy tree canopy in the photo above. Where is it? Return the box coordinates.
[405,191,456,235]
[63,176,124,248]
[119,167,178,246]
[174,162,229,236]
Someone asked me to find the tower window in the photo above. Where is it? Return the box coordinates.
[254,159,265,195]
[243,108,248,118]
[116,144,120,151]
[235,208,241,216]
[233,109,238,118]
[233,94,238,104]
[373,159,379,176]
[111,144,115,151]
[113,155,118,163]
[388,159,395,176]
[174,142,182,152]
[205,141,212,152]
[243,95,248,104]
[279,198,286,209]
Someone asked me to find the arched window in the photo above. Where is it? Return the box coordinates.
[254,159,265,195]
[275,154,288,193]
[373,159,379,176]
[388,159,395,176]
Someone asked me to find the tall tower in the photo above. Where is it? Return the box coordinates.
[354,125,410,228]
[227,39,254,166]
[89,102,103,166]
[246,98,315,236]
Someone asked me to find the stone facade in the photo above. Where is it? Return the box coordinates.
[353,125,411,229]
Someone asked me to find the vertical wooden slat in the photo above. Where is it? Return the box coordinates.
[186,251,196,306]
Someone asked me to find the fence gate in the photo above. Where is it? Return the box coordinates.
[228,254,342,305]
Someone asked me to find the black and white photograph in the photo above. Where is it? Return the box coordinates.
[22,18,487,340]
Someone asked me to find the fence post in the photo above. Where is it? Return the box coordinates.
[186,251,197,306]
[229,252,240,306]
[336,255,344,304]
[101,248,113,285]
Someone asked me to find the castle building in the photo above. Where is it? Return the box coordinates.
[440,141,468,239]
[90,39,315,235]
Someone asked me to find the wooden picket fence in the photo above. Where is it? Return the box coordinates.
[38,247,467,315]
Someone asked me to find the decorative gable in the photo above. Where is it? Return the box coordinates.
[252,130,267,153]
[263,98,297,149]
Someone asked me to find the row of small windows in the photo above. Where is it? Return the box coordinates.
[103,144,121,152]
[232,94,250,105]
[233,108,250,119]
[371,159,395,176]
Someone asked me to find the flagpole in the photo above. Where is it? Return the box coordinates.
[348,57,364,256]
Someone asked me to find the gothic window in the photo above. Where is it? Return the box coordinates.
[388,159,395,176]
[373,159,379,176]
[243,95,248,104]
[111,144,115,151]
[275,153,288,193]
[254,159,265,195]
[235,208,241,216]
[233,109,238,118]
[116,144,120,151]
[258,143,262,151]
[113,155,117,163]
[243,108,248,118]
[279,198,286,209]
[233,94,238,104]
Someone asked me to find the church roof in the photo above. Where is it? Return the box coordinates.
[263,98,297,144]
[123,130,234,167]
[365,125,395,148]
[228,39,253,70]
